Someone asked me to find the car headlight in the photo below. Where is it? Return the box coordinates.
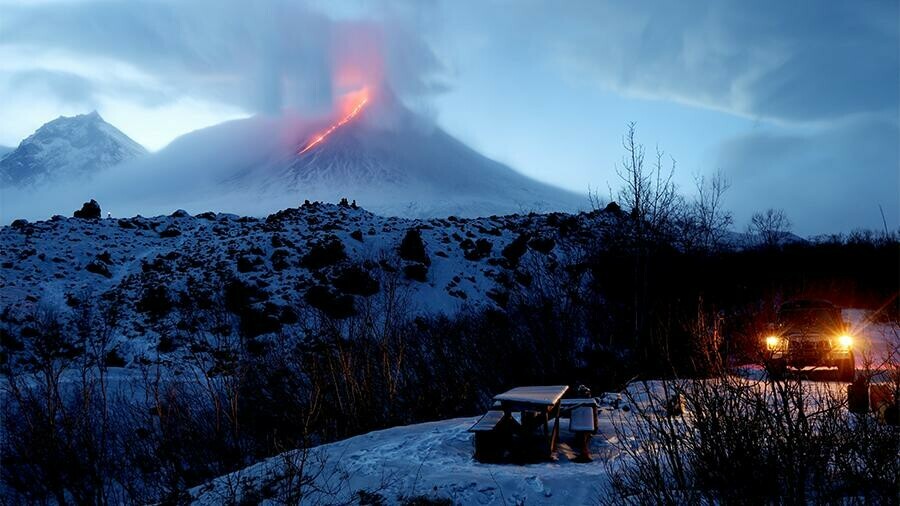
[837,334,853,348]
[765,335,782,350]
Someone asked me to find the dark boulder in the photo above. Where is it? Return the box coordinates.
[528,236,556,254]
[73,199,101,219]
[84,260,112,278]
[301,236,346,269]
[159,226,182,238]
[464,238,493,261]
[501,233,530,263]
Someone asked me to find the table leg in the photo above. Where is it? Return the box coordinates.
[549,403,561,453]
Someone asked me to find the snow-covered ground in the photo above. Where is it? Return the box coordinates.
[190,401,626,505]
[846,309,899,373]
[189,317,898,505]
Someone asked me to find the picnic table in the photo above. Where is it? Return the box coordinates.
[469,385,569,462]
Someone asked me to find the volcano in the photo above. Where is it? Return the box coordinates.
[2,88,586,221]
[242,88,586,218]
[209,87,584,218]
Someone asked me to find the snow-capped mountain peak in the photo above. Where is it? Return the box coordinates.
[0,111,147,188]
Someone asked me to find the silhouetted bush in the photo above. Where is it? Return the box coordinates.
[399,228,429,264]
[304,285,356,319]
[403,263,428,282]
[301,236,346,269]
[606,376,899,504]
[333,265,380,296]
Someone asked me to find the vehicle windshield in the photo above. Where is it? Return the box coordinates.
[778,308,841,329]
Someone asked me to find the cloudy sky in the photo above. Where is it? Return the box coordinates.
[0,0,897,234]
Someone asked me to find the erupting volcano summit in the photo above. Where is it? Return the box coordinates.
[298,87,370,155]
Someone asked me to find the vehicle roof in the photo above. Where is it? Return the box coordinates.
[779,299,838,311]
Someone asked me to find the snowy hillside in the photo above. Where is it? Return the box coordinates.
[0,112,146,188]
[0,202,611,364]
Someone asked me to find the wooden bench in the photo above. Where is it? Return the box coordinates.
[469,410,505,432]
[560,398,598,462]
[569,405,597,432]
[469,411,510,462]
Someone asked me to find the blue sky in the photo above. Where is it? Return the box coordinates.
[0,0,897,234]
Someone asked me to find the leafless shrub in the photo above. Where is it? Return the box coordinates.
[676,170,734,252]
[749,208,792,248]
[605,371,898,504]
[1,303,128,504]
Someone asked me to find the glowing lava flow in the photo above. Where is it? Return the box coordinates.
[298,89,369,155]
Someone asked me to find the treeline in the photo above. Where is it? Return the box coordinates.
[580,122,898,374]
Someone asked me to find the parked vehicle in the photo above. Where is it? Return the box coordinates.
[763,300,855,381]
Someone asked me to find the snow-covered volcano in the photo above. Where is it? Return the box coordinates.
[252,89,587,217]
[0,111,146,188]
[1,90,586,221]
[126,87,586,218]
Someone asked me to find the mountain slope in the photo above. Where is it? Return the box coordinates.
[252,89,587,218]
[0,111,147,188]
[0,203,610,363]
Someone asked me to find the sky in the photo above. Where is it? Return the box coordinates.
[0,0,897,235]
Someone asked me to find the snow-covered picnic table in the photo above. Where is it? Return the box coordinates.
[494,385,569,408]
[470,385,570,462]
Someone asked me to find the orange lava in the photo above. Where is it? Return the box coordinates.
[298,88,370,155]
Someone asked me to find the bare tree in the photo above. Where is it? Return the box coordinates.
[615,123,679,241]
[691,170,734,251]
[612,123,681,357]
[749,208,792,248]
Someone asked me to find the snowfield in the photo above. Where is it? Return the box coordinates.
[190,398,627,505]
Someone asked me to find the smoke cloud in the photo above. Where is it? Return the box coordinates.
[0,1,446,116]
